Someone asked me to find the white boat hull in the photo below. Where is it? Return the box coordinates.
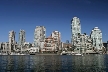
[75,53,83,56]
[75,54,81,55]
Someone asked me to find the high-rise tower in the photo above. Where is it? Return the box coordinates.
[90,27,103,51]
[18,29,25,47]
[34,26,46,47]
[9,30,16,53]
[71,17,81,46]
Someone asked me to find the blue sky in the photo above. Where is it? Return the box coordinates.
[0,0,108,43]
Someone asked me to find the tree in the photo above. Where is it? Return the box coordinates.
[102,47,107,54]
[67,45,69,48]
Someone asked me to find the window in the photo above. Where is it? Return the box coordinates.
[80,38,82,42]
[77,28,79,31]
[73,28,75,30]
[43,31,45,34]
[78,33,80,35]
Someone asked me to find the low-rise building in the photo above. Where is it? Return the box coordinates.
[80,34,93,53]
[51,31,61,50]
[41,36,56,52]
[62,42,72,48]
[27,47,39,53]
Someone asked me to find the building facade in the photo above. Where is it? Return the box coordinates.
[42,36,56,52]
[9,30,16,53]
[66,40,69,44]
[18,29,25,47]
[34,26,46,48]
[51,31,61,50]
[71,17,95,54]
[71,17,81,51]
[90,27,103,51]
[79,33,93,53]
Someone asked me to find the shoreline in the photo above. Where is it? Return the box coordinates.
[36,53,59,55]
[0,53,60,55]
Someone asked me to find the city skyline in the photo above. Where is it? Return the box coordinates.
[0,0,108,43]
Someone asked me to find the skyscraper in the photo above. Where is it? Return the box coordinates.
[34,26,46,48]
[18,29,25,47]
[90,27,103,51]
[71,17,81,47]
[66,40,69,43]
[9,30,16,53]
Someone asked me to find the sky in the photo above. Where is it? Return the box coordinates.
[0,0,108,43]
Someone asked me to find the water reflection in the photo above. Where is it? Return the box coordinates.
[72,55,106,72]
[0,55,107,72]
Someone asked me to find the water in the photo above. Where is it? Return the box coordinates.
[0,55,108,72]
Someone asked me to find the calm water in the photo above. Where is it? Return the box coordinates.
[0,55,108,72]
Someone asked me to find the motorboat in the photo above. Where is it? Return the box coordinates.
[75,53,83,56]
[60,51,68,55]
[75,53,82,55]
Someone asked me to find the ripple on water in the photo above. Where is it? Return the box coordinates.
[0,55,107,72]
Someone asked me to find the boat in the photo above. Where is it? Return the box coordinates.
[67,53,71,55]
[60,51,67,55]
[30,52,36,55]
[61,53,67,55]
[1,53,7,55]
[75,53,81,55]
[75,53,83,56]
[73,47,83,56]
[18,53,26,55]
